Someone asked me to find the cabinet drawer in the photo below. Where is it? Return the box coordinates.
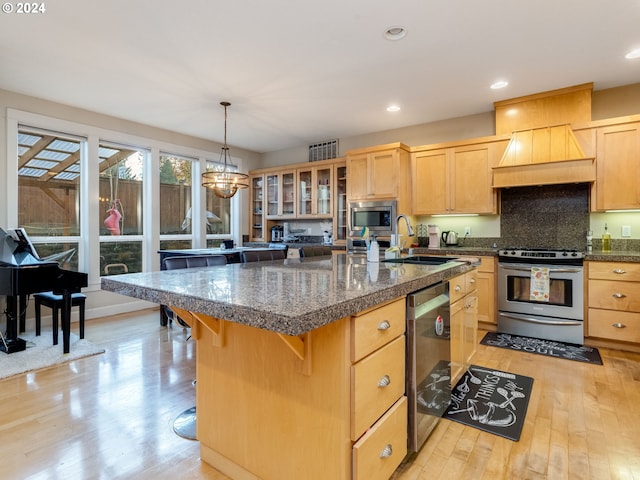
[353,396,407,480]
[588,308,640,343]
[351,298,405,362]
[449,270,477,303]
[351,336,405,440]
[477,256,495,274]
[589,261,640,282]
[588,279,640,312]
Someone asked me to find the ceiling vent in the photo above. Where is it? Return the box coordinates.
[308,139,338,162]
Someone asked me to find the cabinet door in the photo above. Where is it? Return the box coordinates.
[370,150,398,198]
[297,168,314,216]
[411,149,448,214]
[595,122,640,210]
[250,175,265,240]
[266,171,296,218]
[334,163,348,243]
[315,165,333,217]
[450,298,465,384]
[451,144,499,214]
[463,294,478,365]
[347,153,370,200]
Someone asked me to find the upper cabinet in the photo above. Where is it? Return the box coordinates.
[591,118,640,211]
[250,174,265,241]
[334,162,348,243]
[297,164,333,218]
[345,143,411,213]
[411,137,508,215]
[265,170,296,219]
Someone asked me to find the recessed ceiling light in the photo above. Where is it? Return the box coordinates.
[625,48,640,59]
[386,105,401,112]
[384,26,407,41]
[490,80,509,90]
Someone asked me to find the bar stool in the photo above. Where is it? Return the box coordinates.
[34,291,86,345]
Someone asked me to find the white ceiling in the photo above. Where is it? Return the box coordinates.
[1,0,639,153]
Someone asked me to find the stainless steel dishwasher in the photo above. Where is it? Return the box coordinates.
[406,281,451,452]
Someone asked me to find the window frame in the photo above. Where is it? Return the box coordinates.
[6,108,243,291]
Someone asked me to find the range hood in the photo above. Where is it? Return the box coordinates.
[492,124,595,188]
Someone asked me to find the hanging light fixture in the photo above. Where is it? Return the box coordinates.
[201,101,249,198]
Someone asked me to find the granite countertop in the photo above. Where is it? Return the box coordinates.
[101,254,473,336]
[585,251,640,262]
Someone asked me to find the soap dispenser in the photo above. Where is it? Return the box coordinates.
[368,235,379,262]
[602,224,611,252]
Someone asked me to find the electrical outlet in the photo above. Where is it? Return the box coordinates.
[464,226,471,236]
[622,225,631,237]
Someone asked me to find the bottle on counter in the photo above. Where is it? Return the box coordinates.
[368,236,379,262]
[586,230,593,253]
[602,224,611,252]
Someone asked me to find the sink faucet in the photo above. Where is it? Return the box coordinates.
[396,214,415,238]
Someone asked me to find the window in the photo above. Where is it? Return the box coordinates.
[17,127,84,271]
[99,141,147,275]
[204,159,233,247]
[159,153,195,251]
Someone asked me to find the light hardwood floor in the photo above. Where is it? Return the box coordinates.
[1,308,639,479]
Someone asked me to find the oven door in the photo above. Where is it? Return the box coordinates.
[498,263,584,321]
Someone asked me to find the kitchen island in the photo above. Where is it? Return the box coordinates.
[101,254,474,480]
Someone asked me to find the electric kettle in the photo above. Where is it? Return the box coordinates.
[441,231,459,246]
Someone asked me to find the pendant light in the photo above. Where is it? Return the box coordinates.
[201,101,249,198]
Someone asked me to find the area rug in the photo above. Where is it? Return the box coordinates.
[481,331,603,365]
[0,331,105,380]
[444,365,533,441]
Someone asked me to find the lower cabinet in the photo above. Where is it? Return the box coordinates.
[449,270,478,383]
[476,256,496,328]
[587,261,640,346]
[195,297,407,480]
[350,298,407,480]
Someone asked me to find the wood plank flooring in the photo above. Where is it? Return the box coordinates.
[1,308,639,479]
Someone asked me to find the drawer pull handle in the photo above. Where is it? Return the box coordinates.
[469,278,476,284]
[377,375,391,388]
[613,269,627,274]
[379,444,393,458]
[612,323,627,329]
[613,293,627,299]
[454,285,462,292]
[377,320,391,331]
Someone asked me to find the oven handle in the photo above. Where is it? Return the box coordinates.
[498,311,583,326]
[499,265,583,274]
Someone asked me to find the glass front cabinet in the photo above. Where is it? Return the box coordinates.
[266,170,296,219]
[297,164,333,218]
[250,174,265,241]
[333,161,347,243]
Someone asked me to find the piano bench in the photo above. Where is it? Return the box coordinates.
[34,292,86,345]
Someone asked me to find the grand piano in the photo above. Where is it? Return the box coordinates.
[0,227,88,354]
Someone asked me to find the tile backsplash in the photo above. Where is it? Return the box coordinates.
[500,183,590,250]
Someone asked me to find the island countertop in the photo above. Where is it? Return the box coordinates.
[101,254,473,335]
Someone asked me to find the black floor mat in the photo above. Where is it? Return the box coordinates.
[480,331,603,365]
[444,365,533,441]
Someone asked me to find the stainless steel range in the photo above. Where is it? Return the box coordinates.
[497,247,584,344]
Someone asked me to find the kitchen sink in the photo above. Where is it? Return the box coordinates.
[382,255,456,265]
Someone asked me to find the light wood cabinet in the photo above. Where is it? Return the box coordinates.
[411,137,507,215]
[334,162,348,244]
[297,164,333,218]
[587,261,640,345]
[345,143,411,214]
[449,270,478,383]
[265,169,296,218]
[476,256,496,328]
[196,296,407,480]
[249,174,265,241]
[249,158,346,242]
[350,298,407,480]
[592,120,640,211]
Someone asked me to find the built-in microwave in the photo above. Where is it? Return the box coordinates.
[347,200,396,238]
